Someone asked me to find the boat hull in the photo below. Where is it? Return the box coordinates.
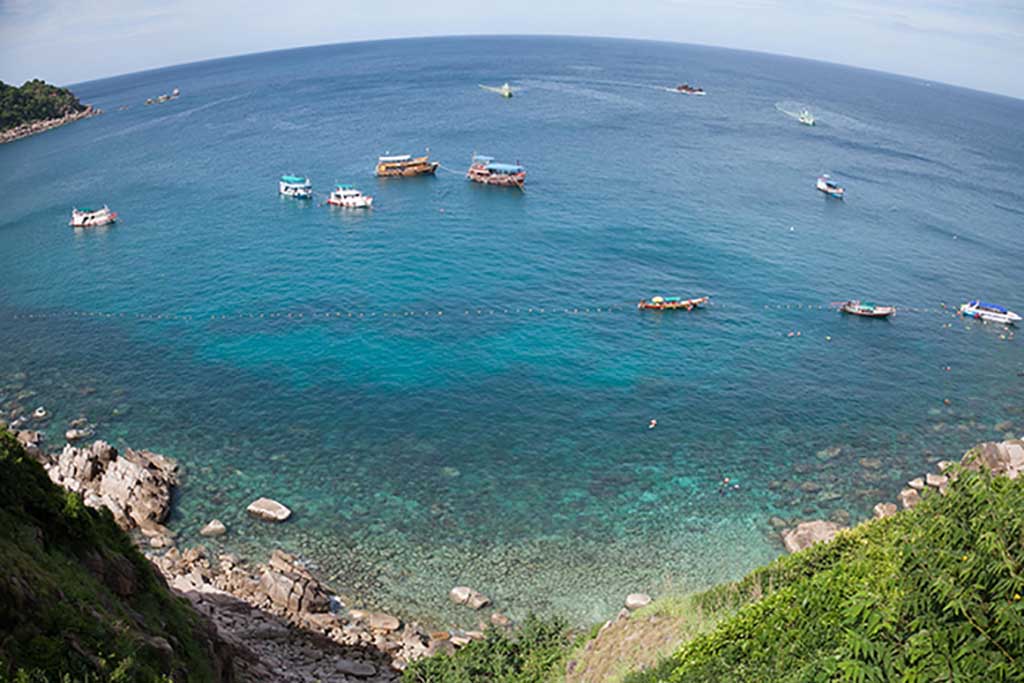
[638,296,708,311]
[70,214,117,228]
[467,170,526,187]
[327,197,373,208]
[960,306,1020,325]
[841,306,894,318]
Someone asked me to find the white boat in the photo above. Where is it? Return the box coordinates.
[326,184,373,208]
[816,174,844,198]
[69,206,117,228]
[279,174,312,199]
[480,83,514,98]
[959,300,1021,325]
[798,110,815,126]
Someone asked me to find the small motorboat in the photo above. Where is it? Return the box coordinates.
[798,109,815,126]
[479,83,514,98]
[326,184,373,208]
[279,174,313,199]
[959,300,1021,325]
[817,174,845,199]
[638,296,709,311]
[675,83,706,96]
[839,300,895,318]
[69,206,117,228]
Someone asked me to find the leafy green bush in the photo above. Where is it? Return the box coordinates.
[402,615,574,683]
[626,467,1024,682]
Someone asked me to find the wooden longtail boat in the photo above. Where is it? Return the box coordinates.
[466,154,526,187]
[375,153,439,177]
[638,296,709,311]
[838,300,895,318]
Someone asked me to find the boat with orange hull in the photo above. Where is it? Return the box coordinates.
[638,296,708,311]
[375,153,439,177]
[466,155,525,187]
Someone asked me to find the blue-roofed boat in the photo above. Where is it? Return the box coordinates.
[326,184,373,208]
[466,154,526,187]
[638,295,708,311]
[279,174,312,199]
[817,174,844,199]
[959,300,1021,325]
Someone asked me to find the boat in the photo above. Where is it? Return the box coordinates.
[839,300,895,318]
[279,174,313,199]
[466,155,526,187]
[798,110,815,126]
[375,153,439,177]
[326,184,373,208]
[816,174,845,199]
[69,206,117,228]
[959,300,1021,325]
[479,83,514,98]
[675,83,706,96]
[638,296,709,311]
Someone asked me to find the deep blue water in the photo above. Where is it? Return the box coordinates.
[1,36,1023,626]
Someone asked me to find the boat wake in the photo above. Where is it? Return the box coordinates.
[775,101,813,122]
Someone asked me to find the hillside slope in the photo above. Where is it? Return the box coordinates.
[0,429,233,681]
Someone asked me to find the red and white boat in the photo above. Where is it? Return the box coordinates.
[466,155,525,187]
[326,184,373,208]
[69,206,117,228]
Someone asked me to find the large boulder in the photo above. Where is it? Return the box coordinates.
[449,586,490,610]
[781,520,845,553]
[624,593,652,610]
[247,497,292,522]
[255,550,329,615]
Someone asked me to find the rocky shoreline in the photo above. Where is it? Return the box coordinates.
[0,105,101,145]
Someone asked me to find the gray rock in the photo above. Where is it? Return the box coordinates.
[907,477,925,491]
[247,497,292,522]
[200,519,227,537]
[925,473,948,488]
[335,659,376,677]
[873,502,898,519]
[781,520,845,553]
[899,488,921,509]
[449,585,490,610]
[369,613,400,632]
[624,593,652,610]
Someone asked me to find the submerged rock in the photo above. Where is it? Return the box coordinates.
[624,593,652,610]
[200,519,227,537]
[246,497,292,522]
[449,585,490,610]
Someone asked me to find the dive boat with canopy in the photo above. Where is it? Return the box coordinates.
[838,300,895,318]
[279,175,313,198]
[466,155,526,187]
[817,175,845,199]
[959,300,1020,325]
[638,296,709,311]
[69,206,117,228]
[326,184,373,208]
[375,153,439,177]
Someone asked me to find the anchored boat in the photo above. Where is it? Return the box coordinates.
[798,109,815,126]
[69,206,117,228]
[375,153,439,177]
[817,174,845,199]
[638,296,709,311]
[466,155,526,187]
[839,300,895,318]
[279,174,313,199]
[326,184,373,208]
[959,300,1021,325]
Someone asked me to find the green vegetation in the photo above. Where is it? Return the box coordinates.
[624,465,1024,683]
[0,80,85,132]
[402,615,577,683]
[0,430,225,682]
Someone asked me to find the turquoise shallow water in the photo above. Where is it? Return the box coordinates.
[1,36,1023,626]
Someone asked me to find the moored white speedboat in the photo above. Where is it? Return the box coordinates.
[326,184,373,208]
[279,174,313,199]
[69,206,117,228]
[798,109,815,126]
[817,174,844,198]
[959,300,1021,325]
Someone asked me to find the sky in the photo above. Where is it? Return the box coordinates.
[1,0,1022,98]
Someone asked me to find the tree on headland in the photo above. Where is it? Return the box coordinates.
[0,79,86,132]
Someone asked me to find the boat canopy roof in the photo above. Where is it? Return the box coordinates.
[335,184,355,190]
[379,154,412,162]
[487,162,524,174]
[664,297,682,303]
[281,175,308,184]
[969,300,1007,313]
[473,155,495,164]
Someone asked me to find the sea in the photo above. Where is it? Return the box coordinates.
[1,36,1022,627]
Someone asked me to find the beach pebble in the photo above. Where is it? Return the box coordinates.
[624,593,652,610]
[246,497,292,522]
[200,519,227,537]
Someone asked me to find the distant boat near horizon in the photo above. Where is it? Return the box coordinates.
[69,206,117,228]
[479,82,515,98]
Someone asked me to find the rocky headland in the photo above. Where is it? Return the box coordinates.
[0,105,101,144]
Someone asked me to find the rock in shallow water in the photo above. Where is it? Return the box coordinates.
[873,502,898,519]
[200,519,227,537]
[624,593,652,610]
[781,520,845,553]
[449,585,490,610]
[247,497,292,522]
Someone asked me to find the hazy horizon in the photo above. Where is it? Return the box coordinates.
[1,1,1021,100]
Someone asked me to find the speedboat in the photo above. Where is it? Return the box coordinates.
[675,83,706,96]
[279,175,312,199]
[479,83,514,98]
[326,184,373,208]
[69,206,117,228]
[817,175,844,199]
[959,300,1021,325]
[839,300,894,318]
[798,110,815,126]
[638,296,709,311]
